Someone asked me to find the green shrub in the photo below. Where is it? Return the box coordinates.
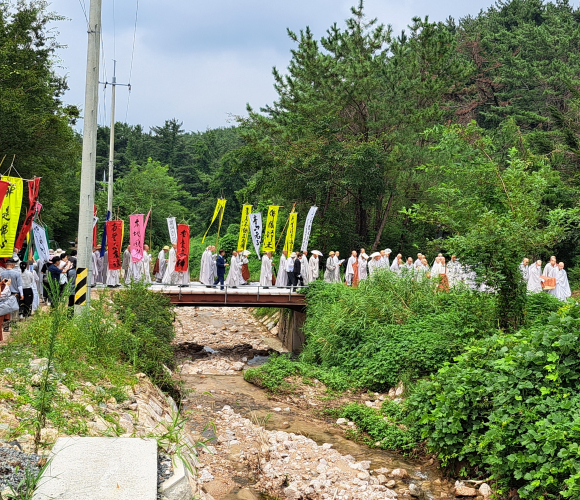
[407,303,580,499]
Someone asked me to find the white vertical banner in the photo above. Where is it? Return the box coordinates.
[93,216,99,228]
[167,217,178,244]
[249,212,263,258]
[301,206,318,252]
[32,222,49,262]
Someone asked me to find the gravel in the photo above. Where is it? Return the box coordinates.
[157,451,174,500]
[0,443,42,494]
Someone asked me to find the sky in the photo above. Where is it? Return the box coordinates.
[49,0,497,133]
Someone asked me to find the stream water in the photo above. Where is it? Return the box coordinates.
[175,307,454,499]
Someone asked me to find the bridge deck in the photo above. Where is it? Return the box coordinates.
[150,283,306,310]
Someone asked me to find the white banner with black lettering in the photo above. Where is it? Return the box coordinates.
[301,206,318,252]
[249,212,262,258]
[167,217,178,245]
[32,222,49,263]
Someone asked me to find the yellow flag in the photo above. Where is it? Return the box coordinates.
[262,206,279,252]
[202,199,227,243]
[0,177,23,257]
[283,212,298,254]
[237,204,252,251]
[215,199,226,244]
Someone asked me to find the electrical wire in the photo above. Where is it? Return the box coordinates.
[125,0,139,122]
[77,0,89,26]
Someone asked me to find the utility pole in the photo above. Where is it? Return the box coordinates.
[104,60,131,216]
[76,0,102,312]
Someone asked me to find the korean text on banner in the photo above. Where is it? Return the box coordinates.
[32,222,49,262]
[106,220,124,270]
[15,178,41,250]
[130,214,144,262]
[250,213,262,258]
[175,224,190,273]
[262,206,279,252]
[300,206,318,252]
[284,212,298,254]
[202,199,226,243]
[237,204,252,251]
[167,217,178,245]
[0,177,23,258]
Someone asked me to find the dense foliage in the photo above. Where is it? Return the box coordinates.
[0,1,81,244]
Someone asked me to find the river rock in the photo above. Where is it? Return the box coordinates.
[409,483,421,497]
[386,480,396,488]
[283,485,301,499]
[390,468,409,479]
[479,483,492,498]
[231,362,245,371]
[384,489,399,499]
[377,474,387,484]
[454,481,477,496]
[336,418,347,425]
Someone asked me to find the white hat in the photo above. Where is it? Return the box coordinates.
[361,253,369,259]
[241,250,251,256]
[290,252,297,258]
[370,252,380,258]
[312,250,323,256]
[385,248,392,254]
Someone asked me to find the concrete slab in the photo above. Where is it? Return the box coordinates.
[33,437,157,500]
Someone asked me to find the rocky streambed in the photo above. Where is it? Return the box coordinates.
[174,307,491,500]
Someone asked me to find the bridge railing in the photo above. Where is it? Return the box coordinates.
[152,282,309,305]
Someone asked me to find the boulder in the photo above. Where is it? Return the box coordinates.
[479,483,492,498]
[390,468,409,479]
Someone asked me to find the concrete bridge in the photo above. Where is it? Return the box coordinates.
[149,283,307,351]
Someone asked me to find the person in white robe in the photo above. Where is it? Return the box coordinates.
[519,258,530,282]
[277,250,288,288]
[414,253,423,268]
[345,251,358,286]
[309,251,322,282]
[448,255,461,286]
[122,246,132,281]
[142,245,152,283]
[91,246,104,286]
[431,257,444,279]
[162,244,177,284]
[416,258,430,282]
[390,254,403,274]
[200,246,216,286]
[105,249,120,287]
[155,246,169,283]
[527,260,544,293]
[368,252,381,276]
[555,262,572,301]
[403,257,414,275]
[300,252,310,285]
[324,251,336,283]
[259,252,273,287]
[358,251,369,280]
[225,251,241,287]
[543,256,558,295]
[333,251,344,283]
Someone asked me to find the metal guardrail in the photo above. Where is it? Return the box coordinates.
[154,282,309,305]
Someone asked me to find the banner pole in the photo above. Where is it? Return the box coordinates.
[275,202,296,251]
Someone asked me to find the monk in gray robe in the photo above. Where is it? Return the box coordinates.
[324,251,336,283]
[259,252,273,287]
[555,262,571,301]
[277,250,288,288]
[225,251,241,287]
[527,260,544,293]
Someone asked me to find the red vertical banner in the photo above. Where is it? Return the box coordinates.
[175,224,190,273]
[106,220,123,270]
[129,214,144,262]
[93,205,97,247]
[14,178,41,250]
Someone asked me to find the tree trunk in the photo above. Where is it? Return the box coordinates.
[371,191,395,251]
[354,190,368,245]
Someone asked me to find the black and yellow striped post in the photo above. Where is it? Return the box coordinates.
[75,267,88,306]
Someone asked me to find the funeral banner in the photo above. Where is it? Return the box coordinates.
[106,220,124,270]
[283,212,298,254]
[175,224,190,273]
[262,206,279,252]
[167,217,178,245]
[93,205,98,247]
[0,176,23,257]
[216,199,226,243]
[250,212,262,258]
[32,222,49,262]
[237,204,252,251]
[300,206,318,252]
[202,199,226,243]
[15,177,41,250]
[129,214,144,262]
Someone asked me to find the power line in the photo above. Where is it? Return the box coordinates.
[125,0,139,122]
[78,0,89,26]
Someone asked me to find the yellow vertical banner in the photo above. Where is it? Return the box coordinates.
[283,212,298,254]
[0,177,23,257]
[262,206,279,252]
[202,199,227,243]
[237,204,252,251]
[215,199,227,246]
